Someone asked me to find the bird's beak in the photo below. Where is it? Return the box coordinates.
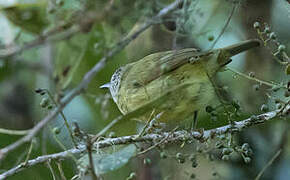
[100,82,111,89]
[221,39,261,57]
[217,39,261,67]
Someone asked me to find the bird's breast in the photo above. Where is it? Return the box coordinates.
[117,62,215,123]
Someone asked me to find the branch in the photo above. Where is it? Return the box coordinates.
[226,67,286,89]
[255,149,282,180]
[0,128,31,136]
[0,0,115,59]
[1,105,288,179]
[0,0,183,161]
[0,25,80,59]
[210,2,237,49]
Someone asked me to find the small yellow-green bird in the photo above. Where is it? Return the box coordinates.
[101,40,260,127]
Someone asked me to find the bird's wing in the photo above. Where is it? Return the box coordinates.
[140,48,208,85]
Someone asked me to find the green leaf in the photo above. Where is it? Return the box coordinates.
[2,1,48,34]
[53,24,104,91]
[78,144,136,175]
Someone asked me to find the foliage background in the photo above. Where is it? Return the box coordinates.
[0,0,289,179]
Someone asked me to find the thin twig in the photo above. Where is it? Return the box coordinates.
[210,2,237,49]
[137,127,178,155]
[227,67,286,88]
[45,89,77,147]
[1,105,287,179]
[0,128,31,136]
[137,110,158,137]
[23,140,35,165]
[86,136,98,180]
[0,27,80,59]
[49,125,78,163]
[254,149,282,180]
[46,160,57,180]
[92,116,122,141]
[56,161,67,180]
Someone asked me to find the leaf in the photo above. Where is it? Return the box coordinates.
[2,1,48,34]
[53,24,102,91]
[78,144,136,176]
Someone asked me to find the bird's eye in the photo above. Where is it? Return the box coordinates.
[132,81,141,88]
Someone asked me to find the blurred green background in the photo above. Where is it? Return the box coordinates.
[0,0,289,179]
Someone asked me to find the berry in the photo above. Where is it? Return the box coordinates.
[160,152,167,159]
[264,26,270,33]
[205,106,214,113]
[244,157,251,164]
[222,155,230,161]
[40,98,49,108]
[278,45,286,52]
[242,143,250,151]
[249,72,255,78]
[143,158,151,166]
[53,127,60,134]
[269,32,276,39]
[260,104,269,112]
[208,35,214,41]
[253,22,260,29]
[253,84,260,91]
[222,148,233,155]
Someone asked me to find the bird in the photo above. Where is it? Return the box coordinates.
[101,39,260,128]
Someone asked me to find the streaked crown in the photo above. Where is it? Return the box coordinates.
[100,67,125,103]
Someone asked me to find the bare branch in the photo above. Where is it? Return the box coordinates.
[255,149,282,180]
[210,2,237,49]
[0,26,80,59]
[0,128,31,136]
[0,0,115,59]
[1,105,287,179]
